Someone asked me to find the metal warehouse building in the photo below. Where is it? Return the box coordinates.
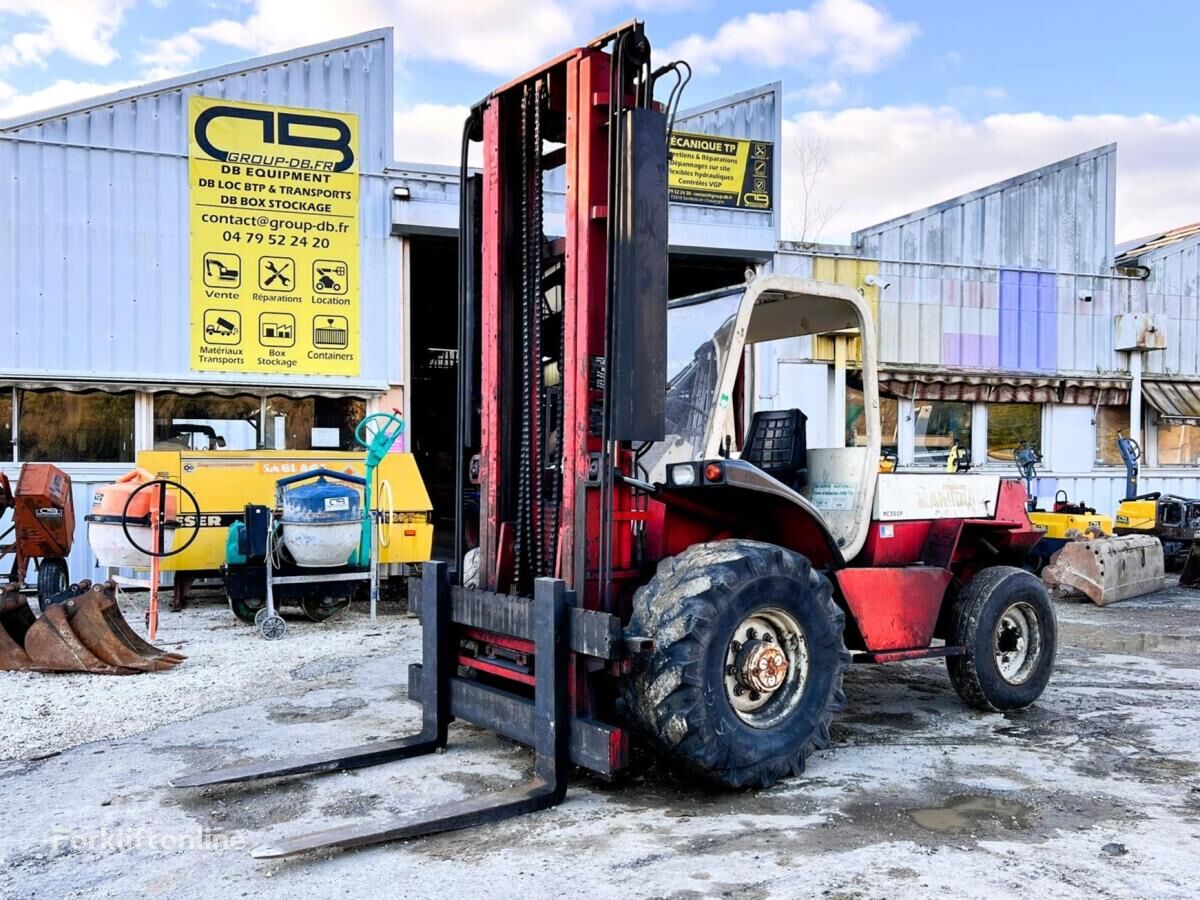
[0,29,782,579]
[764,144,1200,515]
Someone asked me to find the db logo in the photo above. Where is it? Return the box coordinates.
[193,105,355,173]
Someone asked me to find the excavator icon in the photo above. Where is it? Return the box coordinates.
[202,253,240,287]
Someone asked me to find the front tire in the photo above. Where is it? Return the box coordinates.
[624,539,849,789]
[946,566,1056,712]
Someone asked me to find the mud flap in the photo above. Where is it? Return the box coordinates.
[1042,535,1165,606]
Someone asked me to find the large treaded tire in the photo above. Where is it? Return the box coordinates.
[624,539,850,789]
[946,566,1057,712]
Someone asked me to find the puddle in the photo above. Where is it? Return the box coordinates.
[905,794,1034,834]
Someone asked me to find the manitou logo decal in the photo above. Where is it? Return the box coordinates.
[192,105,355,172]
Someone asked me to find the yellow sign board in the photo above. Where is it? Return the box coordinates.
[188,96,360,375]
[668,131,774,210]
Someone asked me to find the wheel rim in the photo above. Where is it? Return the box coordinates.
[723,607,809,729]
[260,615,286,640]
[993,601,1042,685]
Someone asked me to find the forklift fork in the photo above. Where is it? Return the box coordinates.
[171,562,571,858]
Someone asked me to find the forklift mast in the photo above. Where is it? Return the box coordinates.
[457,21,670,613]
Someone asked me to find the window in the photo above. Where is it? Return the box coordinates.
[1157,419,1200,466]
[264,397,366,450]
[1095,406,1129,465]
[20,390,134,462]
[154,393,260,451]
[846,384,898,456]
[987,402,1041,462]
[914,400,971,466]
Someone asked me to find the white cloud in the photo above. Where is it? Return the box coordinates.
[0,77,137,120]
[791,79,846,108]
[393,102,474,165]
[782,105,1200,244]
[140,0,580,79]
[663,0,918,74]
[0,0,135,70]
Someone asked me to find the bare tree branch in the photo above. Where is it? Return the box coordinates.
[790,134,844,245]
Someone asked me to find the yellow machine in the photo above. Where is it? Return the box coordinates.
[115,448,433,603]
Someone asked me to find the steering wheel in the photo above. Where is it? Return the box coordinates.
[120,479,202,559]
[355,410,405,452]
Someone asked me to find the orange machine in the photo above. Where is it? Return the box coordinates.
[0,463,75,609]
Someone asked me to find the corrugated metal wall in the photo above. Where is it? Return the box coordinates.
[854,144,1117,276]
[0,30,400,391]
[1135,234,1200,375]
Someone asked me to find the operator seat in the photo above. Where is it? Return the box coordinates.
[741,409,808,489]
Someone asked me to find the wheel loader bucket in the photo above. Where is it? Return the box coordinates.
[1042,535,1165,606]
[62,582,185,673]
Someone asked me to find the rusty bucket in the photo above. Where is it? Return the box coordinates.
[62,583,186,673]
[0,580,184,675]
[0,584,41,671]
[1042,535,1165,606]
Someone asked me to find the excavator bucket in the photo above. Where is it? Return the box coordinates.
[23,602,136,675]
[62,582,185,673]
[0,580,183,675]
[1042,535,1165,606]
[0,586,40,671]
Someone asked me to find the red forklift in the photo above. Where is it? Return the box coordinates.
[175,21,1055,856]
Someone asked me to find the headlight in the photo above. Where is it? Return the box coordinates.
[668,464,697,487]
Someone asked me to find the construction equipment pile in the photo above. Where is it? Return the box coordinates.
[0,580,184,675]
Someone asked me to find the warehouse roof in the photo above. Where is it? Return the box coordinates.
[1115,221,1200,265]
[0,28,393,132]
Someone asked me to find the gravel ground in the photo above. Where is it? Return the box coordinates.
[2,582,1199,898]
[0,589,408,761]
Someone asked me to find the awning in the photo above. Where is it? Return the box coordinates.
[867,370,1130,405]
[1143,380,1200,424]
[0,379,379,400]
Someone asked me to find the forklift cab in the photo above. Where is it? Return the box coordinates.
[649,274,881,561]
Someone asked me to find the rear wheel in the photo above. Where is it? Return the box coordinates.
[36,557,69,612]
[300,596,349,622]
[946,566,1056,711]
[228,596,263,625]
[624,539,849,789]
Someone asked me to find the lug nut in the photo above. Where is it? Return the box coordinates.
[749,690,761,702]
[733,686,744,696]
[731,641,741,653]
[726,665,736,676]
[746,628,757,640]
[763,633,774,643]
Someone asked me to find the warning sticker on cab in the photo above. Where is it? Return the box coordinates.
[668,131,773,210]
[188,96,360,375]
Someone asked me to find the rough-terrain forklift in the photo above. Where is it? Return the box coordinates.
[175,21,1055,857]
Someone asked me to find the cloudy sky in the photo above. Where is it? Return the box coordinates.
[2,0,1197,243]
